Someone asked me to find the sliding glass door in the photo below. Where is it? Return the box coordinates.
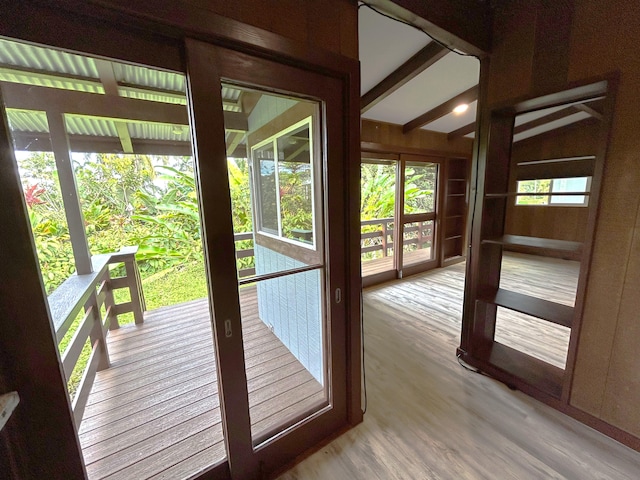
[360,154,442,283]
[185,39,348,477]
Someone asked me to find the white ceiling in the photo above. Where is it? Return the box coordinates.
[359,7,428,95]
[359,6,480,131]
[358,5,598,142]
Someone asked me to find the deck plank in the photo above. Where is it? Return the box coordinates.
[80,286,323,480]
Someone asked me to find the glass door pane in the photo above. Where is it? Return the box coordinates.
[223,84,328,444]
[402,161,438,269]
[360,159,397,278]
[0,36,226,478]
[404,161,437,215]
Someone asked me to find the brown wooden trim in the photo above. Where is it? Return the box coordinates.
[460,55,491,357]
[347,59,364,427]
[564,74,619,403]
[361,152,399,162]
[489,75,611,115]
[184,38,251,477]
[361,141,472,159]
[361,42,448,113]
[0,92,86,478]
[403,85,479,134]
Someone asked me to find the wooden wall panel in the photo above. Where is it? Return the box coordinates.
[155,0,358,59]
[488,0,640,439]
[361,119,474,156]
[567,0,640,434]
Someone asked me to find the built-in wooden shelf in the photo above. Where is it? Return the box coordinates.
[441,157,469,265]
[479,288,574,328]
[480,342,564,399]
[482,235,583,255]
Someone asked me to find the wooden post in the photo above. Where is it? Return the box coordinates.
[46,111,92,275]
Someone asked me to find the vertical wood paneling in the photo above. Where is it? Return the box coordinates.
[566,0,640,432]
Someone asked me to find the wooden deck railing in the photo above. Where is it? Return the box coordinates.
[49,246,145,428]
[234,231,255,278]
[360,218,433,259]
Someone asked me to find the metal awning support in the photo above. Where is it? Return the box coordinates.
[46,110,92,275]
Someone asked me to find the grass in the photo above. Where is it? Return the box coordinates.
[60,261,209,397]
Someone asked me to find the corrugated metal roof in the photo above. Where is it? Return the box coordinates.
[0,38,99,78]
[0,37,246,151]
[112,63,184,93]
[6,109,48,133]
[64,115,119,137]
[128,122,191,142]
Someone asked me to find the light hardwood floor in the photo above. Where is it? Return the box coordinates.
[278,253,640,479]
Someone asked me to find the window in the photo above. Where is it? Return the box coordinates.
[252,117,315,245]
[515,177,590,206]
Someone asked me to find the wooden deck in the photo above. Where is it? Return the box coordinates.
[279,252,640,479]
[361,248,433,277]
[78,286,323,480]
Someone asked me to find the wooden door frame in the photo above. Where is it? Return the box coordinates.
[0,3,362,478]
[398,154,443,277]
[186,39,350,477]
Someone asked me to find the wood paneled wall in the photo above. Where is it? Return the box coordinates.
[489,0,640,440]
[361,119,474,156]
[504,122,599,244]
[100,0,359,60]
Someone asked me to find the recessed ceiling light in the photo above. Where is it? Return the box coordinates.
[453,104,469,115]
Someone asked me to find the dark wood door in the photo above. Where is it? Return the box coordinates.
[185,39,348,478]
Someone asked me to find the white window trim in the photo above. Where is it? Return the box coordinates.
[515,177,591,207]
[251,116,316,249]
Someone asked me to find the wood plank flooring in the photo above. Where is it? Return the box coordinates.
[361,248,433,277]
[278,253,640,479]
[79,286,323,480]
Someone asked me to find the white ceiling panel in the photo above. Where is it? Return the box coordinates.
[359,7,429,95]
[361,52,480,125]
[423,100,478,133]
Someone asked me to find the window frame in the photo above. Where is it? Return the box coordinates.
[250,115,317,249]
[515,176,591,207]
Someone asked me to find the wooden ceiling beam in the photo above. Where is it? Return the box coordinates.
[513,106,578,135]
[403,84,478,134]
[0,81,247,130]
[95,59,134,153]
[365,0,490,56]
[361,42,448,113]
[11,130,195,156]
[447,121,476,140]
